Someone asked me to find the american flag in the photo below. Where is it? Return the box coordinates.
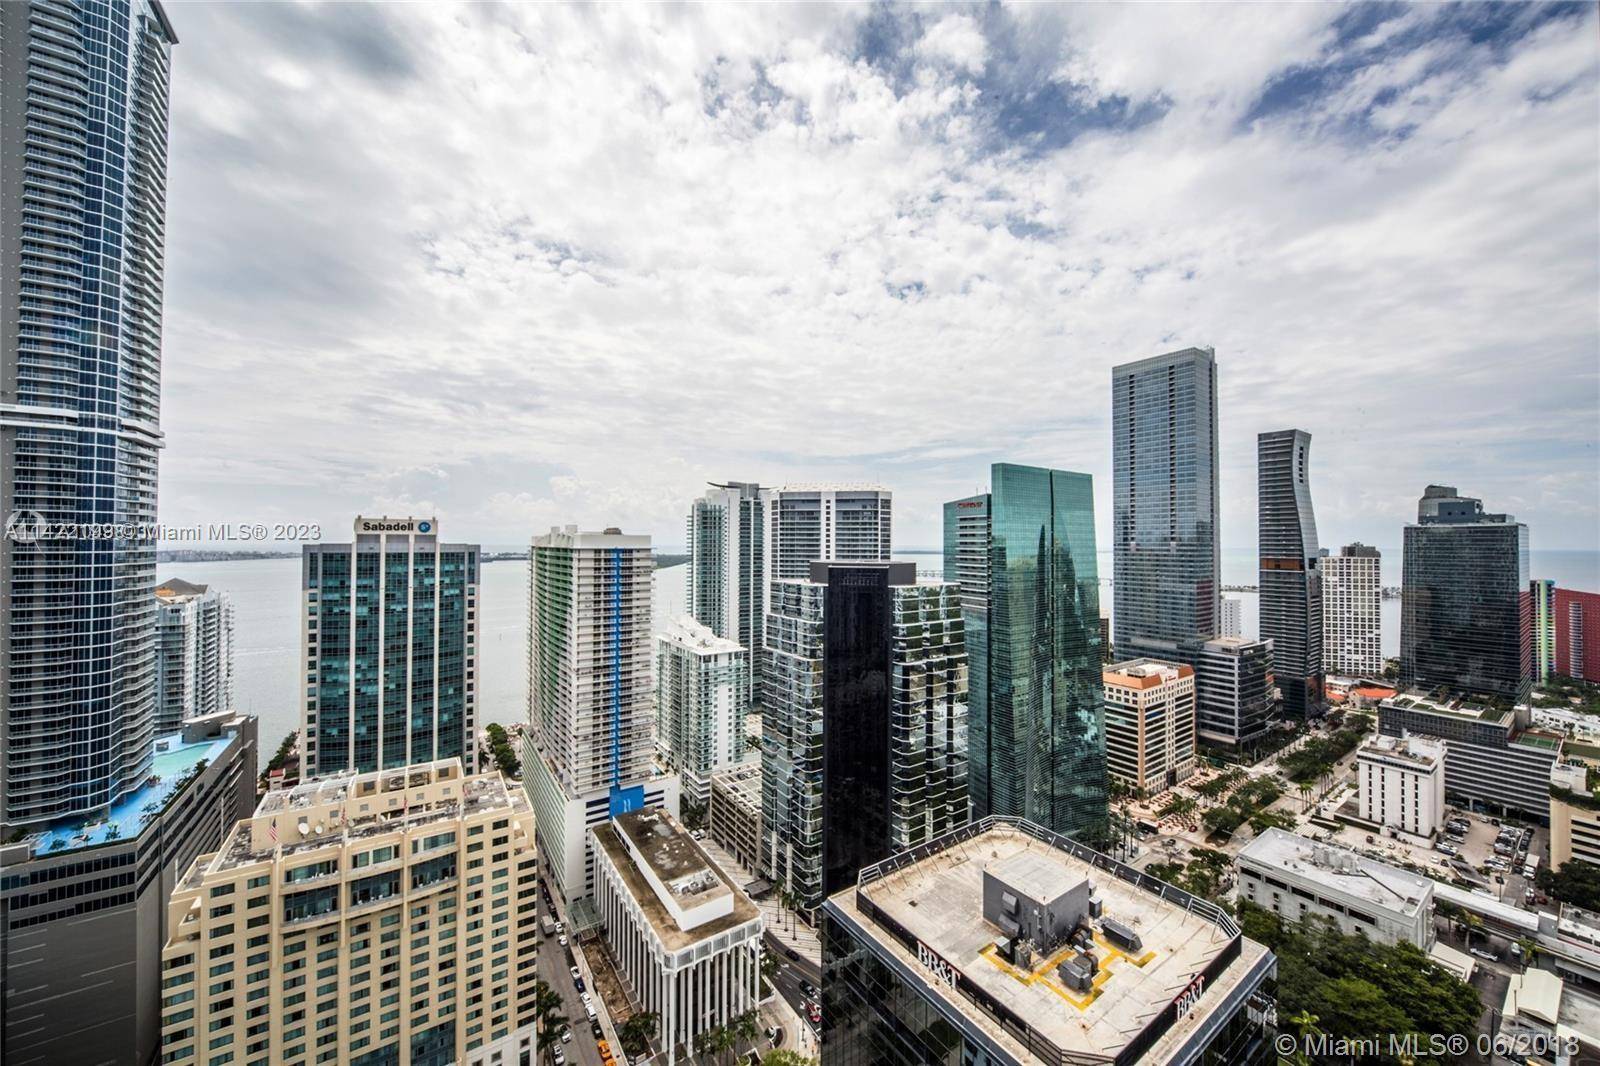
[269,817,278,845]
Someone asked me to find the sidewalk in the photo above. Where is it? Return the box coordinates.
[697,836,821,968]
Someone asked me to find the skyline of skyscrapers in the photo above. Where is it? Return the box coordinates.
[523,525,679,903]
[299,516,479,777]
[1257,429,1323,718]
[943,463,1108,840]
[761,560,968,911]
[1112,346,1221,659]
[0,0,179,829]
[1401,485,1532,702]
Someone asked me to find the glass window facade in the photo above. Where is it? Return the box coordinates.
[1111,348,1220,655]
[1400,489,1531,702]
[1,0,176,826]
[302,530,478,776]
[944,464,1107,841]
[1257,430,1322,718]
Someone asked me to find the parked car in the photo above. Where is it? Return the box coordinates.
[558,935,569,947]
[1470,948,1499,962]
[570,966,582,982]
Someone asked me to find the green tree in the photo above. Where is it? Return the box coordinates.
[531,980,569,1066]
[762,1052,817,1066]
[1539,859,1600,910]
[616,1011,658,1058]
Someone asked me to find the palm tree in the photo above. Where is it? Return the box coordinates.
[1462,911,1486,951]
[1517,936,1540,973]
[532,980,569,1066]
[616,1011,659,1060]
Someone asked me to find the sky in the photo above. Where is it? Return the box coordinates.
[156,1,1600,555]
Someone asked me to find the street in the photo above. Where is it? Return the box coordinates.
[536,918,608,1066]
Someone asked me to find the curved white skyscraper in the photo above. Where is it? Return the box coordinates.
[1,0,178,827]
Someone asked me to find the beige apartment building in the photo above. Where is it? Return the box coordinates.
[1103,659,1197,794]
[158,759,538,1066]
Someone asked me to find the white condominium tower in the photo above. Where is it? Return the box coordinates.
[524,526,678,904]
[1323,543,1383,677]
[158,759,539,1066]
[685,482,764,701]
[154,578,235,733]
[761,482,890,589]
[656,616,750,806]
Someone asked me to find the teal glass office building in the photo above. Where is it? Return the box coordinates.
[944,464,1107,841]
[301,518,478,776]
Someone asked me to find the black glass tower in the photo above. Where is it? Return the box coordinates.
[1401,486,1531,702]
[1257,430,1323,718]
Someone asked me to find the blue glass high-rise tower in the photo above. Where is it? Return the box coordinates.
[1111,348,1220,659]
[1,0,179,828]
[944,463,1107,840]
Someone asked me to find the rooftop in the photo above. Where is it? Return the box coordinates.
[1382,689,1514,726]
[711,763,762,809]
[657,616,745,657]
[209,759,526,873]
[593,811,760,951]
[156,577,210,599]
[831,819,1266,1065]
[25,730,237,858]
[1104,659,1193,689]
[1238,829,1433,917]
[1357,734,1444,769]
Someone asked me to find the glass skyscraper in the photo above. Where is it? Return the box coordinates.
[1401,486,1531,703]
[0,0,178,827]
[1111,347,1220,658]
[762,561,967,912]
[300,517,479,776]
[1257,429,1323,718]
[943,464,1107,841]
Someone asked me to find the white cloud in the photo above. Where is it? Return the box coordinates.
[156,2,1599,559]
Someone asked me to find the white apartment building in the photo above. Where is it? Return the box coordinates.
[155,578,235,734]
[1322,543,1383,677]
[591,808,764,1065]
[686,482,764,703]
[158,759,538,1066]
[656,616,751,806]
[1102,659,1197,794]
[759,485,890,627]
[524,526,678,904]
[1357,734,1446,837]
[1220,596,1242,638]
[1236,828,1435,947]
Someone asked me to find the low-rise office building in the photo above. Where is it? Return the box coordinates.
[1103,659,1197,795]
[1378,690,1563,822]
[157,759,538,1066]
[0,714,257,1066]
[1501,968,1600,1064]
[1357,734,1446,838]
[1192,636,1274,749]
[591,808,763,1065]
[822,818,1279,1065]
[1550,763,1600,871]
[1236,828,1434,948]
[707,763,763,877]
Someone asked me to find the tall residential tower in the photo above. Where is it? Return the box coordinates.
[685,481,763,701]
[524,526,678,903]
[1323,544,1383,677]
[1,0,179,829]
[943,464,1108,839]
[154,578,235,732]
[1257,429,1322,718]
[300,517,479,777]
[1111,348,1220,658]
[762,561,967,912]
